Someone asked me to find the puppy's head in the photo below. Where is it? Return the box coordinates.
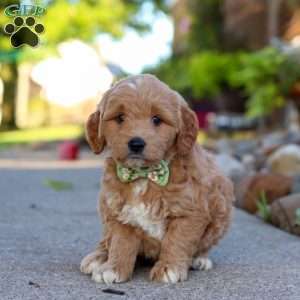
[86,74,198,167]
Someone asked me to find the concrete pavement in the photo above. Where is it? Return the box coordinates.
[1,167,300,300]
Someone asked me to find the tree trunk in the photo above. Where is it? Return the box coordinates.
[0,78,3,125]
[1,63,18,129]
[267,0,283,42]
[15,63,31,128]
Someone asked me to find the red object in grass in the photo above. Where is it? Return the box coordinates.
[58,141,79,160]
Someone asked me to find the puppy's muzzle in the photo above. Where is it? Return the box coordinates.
[128,137,146,154]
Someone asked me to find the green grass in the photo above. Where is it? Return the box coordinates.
[0,125,84,146]
[256,191,271,223]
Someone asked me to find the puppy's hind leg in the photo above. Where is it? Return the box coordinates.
[150,216,209,283]
[191,254,213,271]
[192,208,232,272]
[80,239,109,275]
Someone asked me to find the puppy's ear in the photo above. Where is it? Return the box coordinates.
[176,104,199,156]
[85,92,109,154]
[85,111,105,154]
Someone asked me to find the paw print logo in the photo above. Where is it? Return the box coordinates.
[4,16,44,48]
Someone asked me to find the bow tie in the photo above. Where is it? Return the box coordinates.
[116,160,169,186]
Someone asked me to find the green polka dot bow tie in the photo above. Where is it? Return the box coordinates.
[116,160,169,186]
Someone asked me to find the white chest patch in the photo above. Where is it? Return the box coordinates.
[117,180,165,240]
[118,203,165,240]
[132,180,148,197]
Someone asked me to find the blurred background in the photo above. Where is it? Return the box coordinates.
[2,0,300,136]
[1,0,300,235]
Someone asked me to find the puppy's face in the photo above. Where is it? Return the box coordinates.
[86,75,198,167]
[101,82,178,167]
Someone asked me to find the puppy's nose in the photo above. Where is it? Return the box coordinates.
[128,137,146,153]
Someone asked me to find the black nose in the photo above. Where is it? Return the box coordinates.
[128,137,146,153]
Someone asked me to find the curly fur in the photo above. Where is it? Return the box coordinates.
[81,74,235,284]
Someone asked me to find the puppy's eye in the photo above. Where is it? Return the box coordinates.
[152,116,162,126]
[115,114,125,124]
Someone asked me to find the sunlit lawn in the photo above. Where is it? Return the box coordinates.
[0,125,84,147]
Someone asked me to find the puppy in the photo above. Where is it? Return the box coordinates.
[80,74,234,284]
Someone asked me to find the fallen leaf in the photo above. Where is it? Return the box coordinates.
[44,179,73,191]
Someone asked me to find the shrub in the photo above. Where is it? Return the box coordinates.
[152,48,300,117]
[229,48,289,117]
[188,52,240,98]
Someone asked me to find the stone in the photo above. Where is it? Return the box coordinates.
[215,138,259,158]
[267,144,300,176]
[271,194,300,236]
[214,153,248,184]
[241,154,256,172]
[233,140,259,159]
[291,174,300,194]
[235,173,292,214]
[261,132,286,151]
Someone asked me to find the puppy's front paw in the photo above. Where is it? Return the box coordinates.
[80,251,107,275]
[191,256,213,271]
[150,261,188,283]
[92,263,126,284]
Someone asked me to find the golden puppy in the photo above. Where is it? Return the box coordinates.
[80,74,234,284]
